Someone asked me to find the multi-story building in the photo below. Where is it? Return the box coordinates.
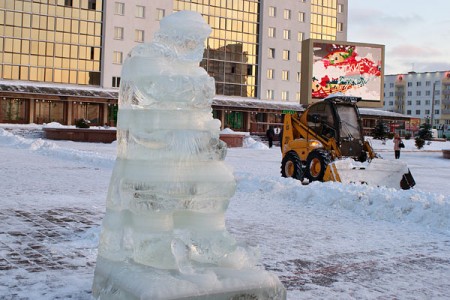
[104,0,347,98]
[0,0,350,132]
[384,71,450,137]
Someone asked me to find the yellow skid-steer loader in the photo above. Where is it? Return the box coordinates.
[280,95,415,190]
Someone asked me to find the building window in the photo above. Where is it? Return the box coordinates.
[425,100,430,105]
[417,82,421,86]
[267,89,274,100]
[407,110,411,115]
[135,29,144,42]
[284,9,291,20]
[297,32,304,41]
[112,76,121,88]
[338,4,344,13]
[408,82,412,87]
[389,92,394,97]
[298,12,305,22]
[136,5,145,18]
[426,81,431,86]
[416,110,421,115]
[282,70,289,81]
[297,52,302,62]
[426,90,431,96]
[88,0,96,10]
[407,100,412,105]
[283,29,291,40]
[282,50,290,60]
[65,0,73,7]
[268,27,275,38]
[114,27,124,40]
[416,91,421,96]
[389,83,394,88]
[115,2,125,15]
[407,91,412,96]
[425,109,430,115]
[156,8,165,20]
[337,22,344,32]
[268,48,275,59]
[269,6,276,17]
[389,101,393,106]
[297,72,300,82]
[113,51,123,64]
[296,92,301,101]
[435,109,440,115]
[281,91,289,101]
[267,69,274,79]
[416,100,421,105]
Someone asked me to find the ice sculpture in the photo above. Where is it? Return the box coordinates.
[92,10,286,299]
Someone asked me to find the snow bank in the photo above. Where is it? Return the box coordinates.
[0,128,115,168]
[234,174,450,235]
[1,126,449,235]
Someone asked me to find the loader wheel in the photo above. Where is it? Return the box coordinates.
[358,151,368,162]
[305,149,331,182]
[281,151,304,180]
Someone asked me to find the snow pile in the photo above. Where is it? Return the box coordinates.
[0,128,115,168]
[233,171,450,235]
[1,126,449,234]
[42,122,68,128]
[243,136,269,149]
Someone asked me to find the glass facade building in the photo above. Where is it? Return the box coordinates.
[310,0,339,40]
[0,0,349,130]
[0,0,103,85]
[174,0,259,98]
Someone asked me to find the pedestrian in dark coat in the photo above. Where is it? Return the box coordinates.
[266,126,275,148]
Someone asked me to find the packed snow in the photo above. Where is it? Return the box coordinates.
[1,123,450,299]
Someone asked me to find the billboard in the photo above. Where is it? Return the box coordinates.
[301,39,385,107]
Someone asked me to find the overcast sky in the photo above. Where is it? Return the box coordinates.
[347,0,450,75]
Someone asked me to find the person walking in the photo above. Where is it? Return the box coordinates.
[266,126,275,148]
[393,133,403,159]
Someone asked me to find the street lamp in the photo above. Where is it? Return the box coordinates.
[431,81,436,128]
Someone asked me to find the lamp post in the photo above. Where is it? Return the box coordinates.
[431,81,436,128]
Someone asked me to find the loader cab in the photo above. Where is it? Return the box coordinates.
[307,96,365,159]
[307,101,338,140]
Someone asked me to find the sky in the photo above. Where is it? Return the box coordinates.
[347,0,450,75]
[1,124,450,298]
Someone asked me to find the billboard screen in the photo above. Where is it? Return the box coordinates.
[311,42,383,101]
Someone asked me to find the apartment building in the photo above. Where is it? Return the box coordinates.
[384,71,450,136]
[0,0,349,131]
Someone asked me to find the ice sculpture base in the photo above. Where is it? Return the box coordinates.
[92,257,286,300]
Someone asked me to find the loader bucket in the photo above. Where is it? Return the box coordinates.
[324,158,415,190]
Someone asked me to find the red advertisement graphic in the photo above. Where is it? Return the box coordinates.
[312,43,383,100]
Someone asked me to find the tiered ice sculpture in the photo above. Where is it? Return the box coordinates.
[92,10,286,299]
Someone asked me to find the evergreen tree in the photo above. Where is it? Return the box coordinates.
[417,120,432,140]
[372,120,388,140]
[415,137,425,149]
[415,119,432,149]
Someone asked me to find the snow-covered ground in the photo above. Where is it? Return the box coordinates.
[1,124,450,299]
